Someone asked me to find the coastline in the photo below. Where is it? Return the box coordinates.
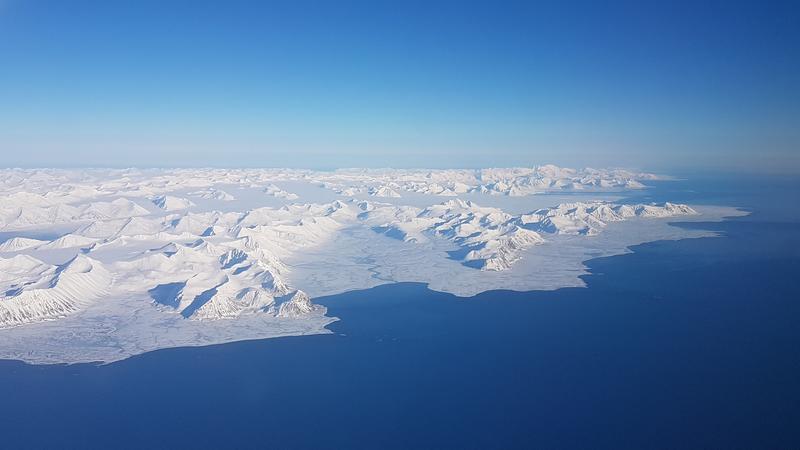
[0,203,745,365]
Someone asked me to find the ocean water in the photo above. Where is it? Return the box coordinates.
[0,174,798,449]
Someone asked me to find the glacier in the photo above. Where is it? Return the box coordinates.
[0,166,745,364]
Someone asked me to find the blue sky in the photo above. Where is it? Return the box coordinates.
[1,0,798,172]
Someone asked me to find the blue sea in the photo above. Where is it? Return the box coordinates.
[1,174,798,449]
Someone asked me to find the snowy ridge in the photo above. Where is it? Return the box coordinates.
[119,238,295,320]
[0,198,150,230]
[37,233,99,250]
[0,237,48,252]
[188,188,235,201]
[520,202,697,236]
[0,254,112,328]
[277,290,321,318]
[151,195,196,210]
[362,199,697,271]
[0,198,347,329]
[263,184,299,200]
[323,165,666,198]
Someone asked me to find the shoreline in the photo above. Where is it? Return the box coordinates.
[0,203,745,366]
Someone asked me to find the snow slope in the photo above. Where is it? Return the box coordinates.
[0,255,112,327]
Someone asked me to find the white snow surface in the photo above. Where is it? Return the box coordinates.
[0,167,745,364]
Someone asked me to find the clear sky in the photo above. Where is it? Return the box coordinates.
[1,0,798,172]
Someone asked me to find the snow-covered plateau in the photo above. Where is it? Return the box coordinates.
[0,167,745,364]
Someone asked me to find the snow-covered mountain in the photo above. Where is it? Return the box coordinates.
[0,254,112,328]
[319,165,667,198]
[188,188,236,201]
[151,195,196,211]
[361,199,697,271]
[0,167,737,364]
[0,237,48,252]
[263,184,299,200]
[520,202,697,236]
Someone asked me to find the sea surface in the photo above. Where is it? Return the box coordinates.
[1,174,798,449]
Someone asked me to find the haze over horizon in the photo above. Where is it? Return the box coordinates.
[1,0,798,173]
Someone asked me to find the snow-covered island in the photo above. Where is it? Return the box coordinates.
[0,166,744,364]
